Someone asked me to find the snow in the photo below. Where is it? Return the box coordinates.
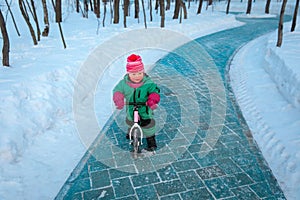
[0,0,299,199]
[229,30,300,199]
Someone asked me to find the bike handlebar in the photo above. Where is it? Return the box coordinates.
[126,102,146,106]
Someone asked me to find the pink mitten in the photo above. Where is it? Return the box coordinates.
[146,93,160,110]
[113,92,125,109]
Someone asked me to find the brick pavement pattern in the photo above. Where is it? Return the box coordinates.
[55,16,289,200]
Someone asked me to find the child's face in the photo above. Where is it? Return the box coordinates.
[128,71,144,83]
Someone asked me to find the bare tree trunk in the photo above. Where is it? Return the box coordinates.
[265,0,271,14]
[95,0,100,34]
[134,0,139,19]
[166,0,171,10]
[102,1,106,26]
[41,0,49,36]
[181,1,187,19]
[18,0,38,45]
[173,0,186,19]
[89,0,93,11]
[197,0,203,14]
[179,6,182,23]
[93,0,97,12]
[97,0,100,18]
[113,0,120,23]
[173,0,180,19]
[30,0,41,41]
[160,0,165,27]
[110,0,113,23]
[51,0,67,48]
[277,0,287,47]
[103,0,107,27]
[141,0,147,28]
[0,10,10,66]
[150,0,153,21]
[124,0,130,17]
[124,0,129,27]
[206,0,212,10]
[226,0,231,14]
[208,0,213,6]
[76,0,80,12]
[56,0,62,22]
[155,0,159,12]
[291,0,299,32]
[83,0,88,17]
[5,0,20,36]
[94,0,100,18]
[246,0,252,14]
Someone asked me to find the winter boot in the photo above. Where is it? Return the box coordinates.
[145,135,157,152]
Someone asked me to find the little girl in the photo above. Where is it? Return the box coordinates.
[113,54,160,152]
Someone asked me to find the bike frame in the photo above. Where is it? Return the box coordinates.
[127,102,146,153]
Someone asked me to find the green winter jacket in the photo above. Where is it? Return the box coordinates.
[113,74,160,122]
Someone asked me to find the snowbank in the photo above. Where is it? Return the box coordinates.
[229,21,300,199]
[265,31,300,110]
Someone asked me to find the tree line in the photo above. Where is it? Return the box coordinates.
[0,0,299,66]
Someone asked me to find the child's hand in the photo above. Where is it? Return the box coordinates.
[147,101,158,110]
[146,93,160,110]
[113,92,125,109]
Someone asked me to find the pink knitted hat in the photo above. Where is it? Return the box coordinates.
[126,54,144,73]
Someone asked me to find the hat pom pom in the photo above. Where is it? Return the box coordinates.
[127,54,141,62]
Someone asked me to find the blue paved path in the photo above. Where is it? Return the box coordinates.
[55,16,290,200]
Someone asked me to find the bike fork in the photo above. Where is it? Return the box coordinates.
[129,124,143,146]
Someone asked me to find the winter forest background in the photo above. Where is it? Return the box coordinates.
[0,0,298,61]
[0,0,299,199]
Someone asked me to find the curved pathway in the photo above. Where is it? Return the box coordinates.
[55,15,290,200]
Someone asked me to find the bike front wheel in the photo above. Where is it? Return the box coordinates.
[132,128,141,153]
